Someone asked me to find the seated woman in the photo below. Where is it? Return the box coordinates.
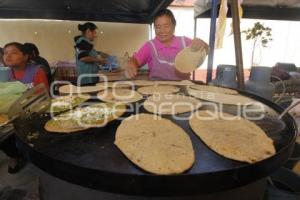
[3,42,49,89]
[125,9,208,80]
[0,42,49,174]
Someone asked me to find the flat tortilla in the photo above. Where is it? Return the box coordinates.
[137,85,180,95]
[115,113,195,175]
[45,103,126,133]
[155,80,196,86]
[130,80,195,86]
[0,114,9,126]
[97,81,134,89]
[131,80,158,86]
[175,47,207,73]
[97,89,143,104]
[188,85,238,95]
[49,95,90,113]
[59,84,105,94]
[187,87,254,105]
[144,94,202,115]
[189,110,276,163]
[44,117,88,133]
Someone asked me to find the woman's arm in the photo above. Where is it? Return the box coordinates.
[76,37,106,64]
[124,42,151,79]
[80,56,105,64]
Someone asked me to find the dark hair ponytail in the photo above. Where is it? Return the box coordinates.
[78,22,97,33]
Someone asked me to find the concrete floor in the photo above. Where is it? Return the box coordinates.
[0,151,41,200]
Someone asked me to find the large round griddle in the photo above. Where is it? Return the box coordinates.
[13,86,297,196]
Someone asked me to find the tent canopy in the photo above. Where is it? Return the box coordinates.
[0,0,173,24]
[194,0,300,20]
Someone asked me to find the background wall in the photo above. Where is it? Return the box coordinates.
[0,20,149,64]
[1,7,299,69]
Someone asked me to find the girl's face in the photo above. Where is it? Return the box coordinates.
[3,45,28,69]
[154,15,175,44]
[85,29,98,41]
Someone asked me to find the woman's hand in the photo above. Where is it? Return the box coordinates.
[97,55,106,64]
[124,57,139,79]
[190,38,209,53]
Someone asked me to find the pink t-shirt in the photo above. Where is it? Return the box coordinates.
[134,36,192,72]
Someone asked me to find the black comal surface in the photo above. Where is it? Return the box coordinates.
[14,86,297,196]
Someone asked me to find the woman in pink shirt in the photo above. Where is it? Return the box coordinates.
[125,9,208,80]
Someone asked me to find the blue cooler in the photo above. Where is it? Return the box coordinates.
[101,56,119,71]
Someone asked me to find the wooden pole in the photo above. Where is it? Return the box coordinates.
[231,0,245,89]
